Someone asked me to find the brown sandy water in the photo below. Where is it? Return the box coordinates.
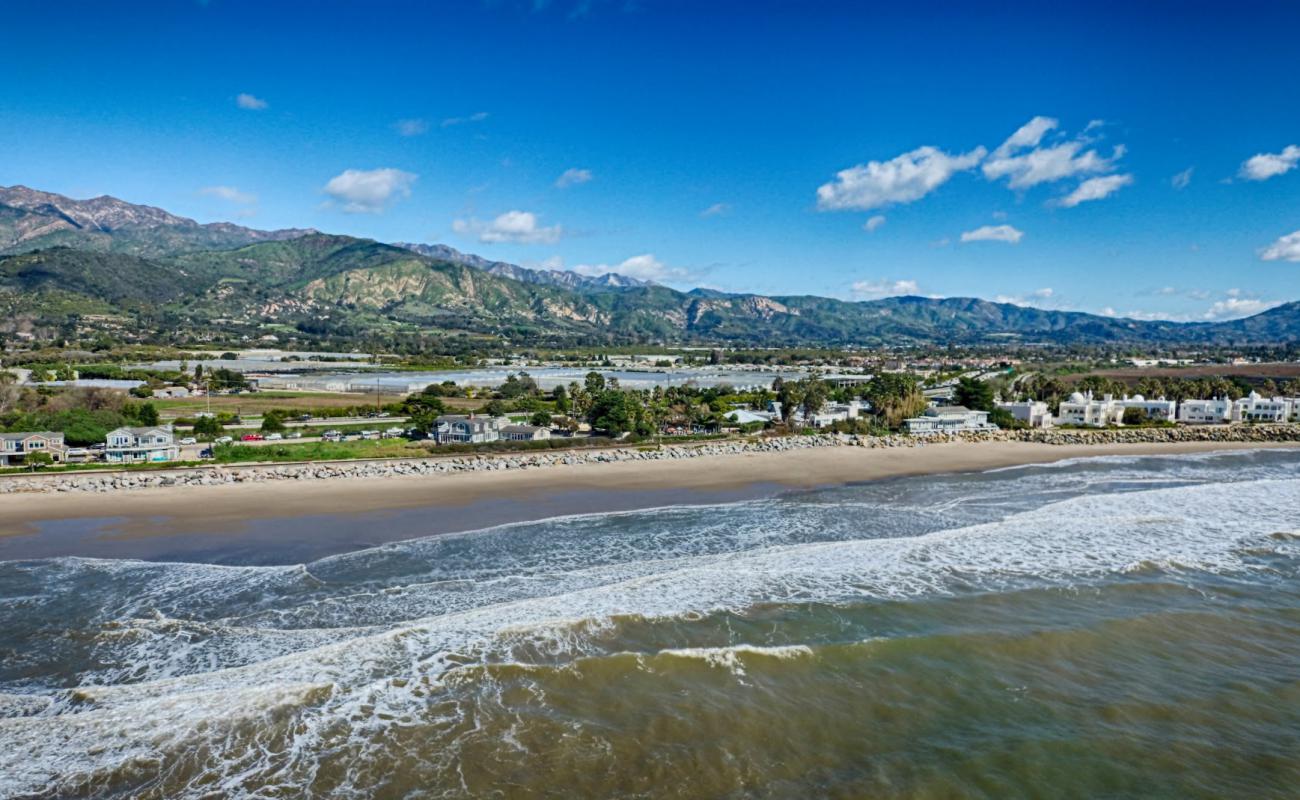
[1,448,1299,798]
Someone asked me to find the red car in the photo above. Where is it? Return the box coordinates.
[241,433,264,442]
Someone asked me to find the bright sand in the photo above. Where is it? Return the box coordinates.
[3,439,1294,538]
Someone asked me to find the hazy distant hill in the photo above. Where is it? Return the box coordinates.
[2,186,1298,347]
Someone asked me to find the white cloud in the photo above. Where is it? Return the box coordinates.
[1203,296,1281,320]
[863,214,886,232]
[994,287,1054,306]
[572,254,688,283]
[555,168,593,188]
[992,116,1058,158]
[700,202,731,218]
[1259,229,1300,262]
[452,210,563,244]
[1171,167,1194,190]
[441,111,489,128]
[199,185,256,205]
[816,145,986,211]
[394,118,429,136]
[983,116,1122,190]
[850,278,920,299]
[235,93,268,110]
[1056,173,1133,207]
[323,168,417,213]
[1239,145,1300,181]
[960,224,1024,244]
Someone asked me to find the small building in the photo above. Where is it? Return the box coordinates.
[904,406,998,435]
[996,400,1053,428]
[500,424,552,441]
[104,426,179,463]
[151,386,191,399]
[0,431,67,467]
[1178,398,1232,424]
[1056,392,1124,427]
[434,414,504,444]
[723,409,774,426]
[1232,392,1293,423]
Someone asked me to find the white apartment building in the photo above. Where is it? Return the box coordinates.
[904,406,998,435]
[1177,398,1232,424]
[1117,395,1178,422]
[996,400,1053,428]
[1232,392,1294,423]
[1056,392,1125,427]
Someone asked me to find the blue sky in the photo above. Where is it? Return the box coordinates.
[3,0,1299,320]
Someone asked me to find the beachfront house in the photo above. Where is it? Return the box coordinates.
[104,426,179,463]
[500,424,551,442]
[996,400,1053,428]
[1056,392,1125,427]
[1231,392,1294,423]
[0,431,67,467]
[904,406,998,435]
[433,414,505,444]
[1117,395,1178,422]
[1178,398,1232,424]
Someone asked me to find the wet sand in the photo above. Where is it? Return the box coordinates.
[1,440,1294,564]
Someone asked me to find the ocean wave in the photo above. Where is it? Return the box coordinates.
[2,452,1300,797]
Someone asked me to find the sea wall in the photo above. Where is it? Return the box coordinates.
[3,424,1299,496]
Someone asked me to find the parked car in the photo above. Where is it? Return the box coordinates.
[286,431,303,439]
[215,436,233,445]
[179,437,197,445]
[322,430,343,442]
[265,433,283,441]
[297,414,312,421]
[361,429,381,440]
[241,433,263,442]
[199,448,214,459]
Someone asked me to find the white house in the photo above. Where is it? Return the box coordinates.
[434,414,505,444]
[904,406,998,435]
[500,424,551,441]
[996,400,1053,428]
[1232,392,1293,423]
[0,431,66,467]
[1056,392,1124,427]
[1117,395,1178,422]
[104,426,179,463]
[1178,398,1232,424]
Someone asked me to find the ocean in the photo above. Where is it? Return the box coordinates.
[2,448,1299,798]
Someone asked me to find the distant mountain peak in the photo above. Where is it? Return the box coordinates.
[0,185,316,256]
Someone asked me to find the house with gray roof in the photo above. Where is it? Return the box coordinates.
[0,431,66,467]
[104,426,179,463]
[433,415,505,445]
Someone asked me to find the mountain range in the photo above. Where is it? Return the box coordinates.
[2,185,1298,348]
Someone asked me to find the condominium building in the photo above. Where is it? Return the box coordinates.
[1177,398,1232,424]
[996,400,1053,428]
[1056,392,1124,427]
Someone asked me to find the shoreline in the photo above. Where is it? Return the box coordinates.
[3,439,1297,553]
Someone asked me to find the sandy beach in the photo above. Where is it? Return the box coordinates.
[3,440,1295,554]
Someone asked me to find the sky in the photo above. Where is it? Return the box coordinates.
[2,0,1299,321]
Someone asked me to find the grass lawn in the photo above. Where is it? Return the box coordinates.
[212,439,433,463]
